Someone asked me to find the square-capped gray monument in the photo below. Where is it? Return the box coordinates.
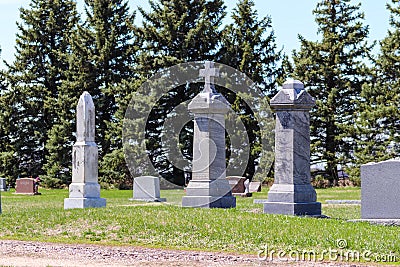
[64,92,106,209]
[182,61,236,208]
[263,79,321,216]
[361,160,400,219]
[132,176,166,202]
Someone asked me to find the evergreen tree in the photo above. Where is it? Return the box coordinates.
[218,0,281,181]
[0,54,19,185]
[70,0,137,187]
[42,91,77,187]
[292,0,373,181]
[134,0,226,185]
[138,0,225,74]
[4,0,79,183]
[352,0,400,178]
[219,0,282,95]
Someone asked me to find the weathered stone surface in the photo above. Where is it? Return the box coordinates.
[263,202,321,216]
[71,144,98,184]
[64,198,106,209]
[15,178,35,195]
[68,183,101,198]
[181,195,236,208]
[226,176,246,193]
[361,160,400,219]
[64,92,106,209]
[263,79,321,216]
[132,176,166,202]
[249,181,261,193]
[76,91,95,143]
[182,61,235,208]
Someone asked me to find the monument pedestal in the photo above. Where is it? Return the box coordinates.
[64,197,106,209]
[65,182,106,208]
[182,179,235,208]
[262,80,321,216]
[182,196,236,208]
[264,202,321,216]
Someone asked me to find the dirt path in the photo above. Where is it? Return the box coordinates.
[0,240,378,267]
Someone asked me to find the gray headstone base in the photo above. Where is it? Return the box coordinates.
[263,201,321,216]
[64,197,106,209]
[348,219,400,226]
[129,197,166,202]
[182,196,236,208]
[253,199,268,204]
[326,200,361,205]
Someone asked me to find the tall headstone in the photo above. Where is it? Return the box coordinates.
[182,61,236,208]
[64,92,106,209]
[361,160,400,219]
[263,79,321,216]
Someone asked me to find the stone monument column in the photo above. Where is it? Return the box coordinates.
[263,79,321,216]
[182,61,236,208]
[64,92,106,209]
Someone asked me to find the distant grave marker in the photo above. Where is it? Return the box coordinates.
[226,176,252,197]
[226,176,246,194]
[132,176,166,202]
[249,181,261,193]
[0,178,7,191]
[15,178,40,195]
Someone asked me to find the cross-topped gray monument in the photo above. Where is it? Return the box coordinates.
[64,91,106,209]
[199,61,219,94]
[182,61,236,208]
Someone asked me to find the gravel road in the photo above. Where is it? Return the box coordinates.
[0,240,382,267]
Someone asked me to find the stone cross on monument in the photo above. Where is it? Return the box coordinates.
[64,91,106,209]
[182,61,236,208]
[199,61,219,94]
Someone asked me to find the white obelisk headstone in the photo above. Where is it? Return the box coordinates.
[64,92,106,209]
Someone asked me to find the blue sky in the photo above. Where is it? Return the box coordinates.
[0,0,390,69]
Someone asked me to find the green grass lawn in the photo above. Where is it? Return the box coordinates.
[0,187,398,264]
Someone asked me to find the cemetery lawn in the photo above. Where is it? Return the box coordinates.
[0,187,399,263]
